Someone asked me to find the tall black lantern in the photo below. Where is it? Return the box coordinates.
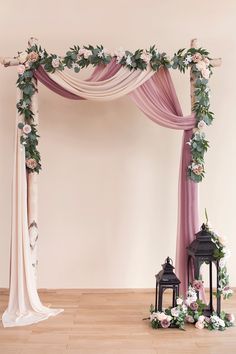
[155,257,181,312]
[187,223,221,316]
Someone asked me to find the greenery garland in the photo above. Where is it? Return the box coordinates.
[16,42,214,181]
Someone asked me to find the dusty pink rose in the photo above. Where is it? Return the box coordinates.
[195,320,204,329]
[161,318,171,328]
[28,51,39,62]
[193,279,204,291]
[201,68,210,80]
[192,164,204,176]
[26,158,37,169]
[197,120,206,130]
[17,64,25,75]
[186,315,195,323]
[22,124,32,134]
[226,313,235,323]
[192,52,202,63]
[190,301,199,311]
[52,57,60,68]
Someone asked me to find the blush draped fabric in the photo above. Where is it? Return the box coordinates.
[3,61,199,327]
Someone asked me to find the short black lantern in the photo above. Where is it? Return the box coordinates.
[187,223,221,316]
[155,257,181,312]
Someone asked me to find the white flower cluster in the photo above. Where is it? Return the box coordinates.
[210,315,226,329]
[185,286,197,307]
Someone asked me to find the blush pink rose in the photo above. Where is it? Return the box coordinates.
[186,315,195,323]
[52,57,60,68]
[201,68,210,79]
[197,120,206,130]
[22,124,32,134]
[17,65,25,75]
[140,51,151,64]
[161,318,171,328]
[196,61,206,71]
[28,51,39,62]
[26,158,37,169]
[195,321,204,329]
[192,52,202,63]
[226,313,235,323]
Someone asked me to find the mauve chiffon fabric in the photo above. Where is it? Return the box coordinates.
[35,62,199,292]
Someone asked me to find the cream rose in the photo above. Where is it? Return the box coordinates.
[18,51,29,64]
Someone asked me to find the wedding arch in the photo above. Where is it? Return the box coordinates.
[0,38,221,327]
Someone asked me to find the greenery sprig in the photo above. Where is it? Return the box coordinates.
[16,43,214,181]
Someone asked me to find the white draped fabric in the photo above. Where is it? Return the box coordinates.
[2,88,63,327]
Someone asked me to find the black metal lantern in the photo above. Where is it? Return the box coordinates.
[155,257,181,312]
[187,223,221,316]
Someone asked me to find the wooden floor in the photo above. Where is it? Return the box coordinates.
[0,289,235,354]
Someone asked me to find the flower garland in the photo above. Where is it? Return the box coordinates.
[149,281,234,331]
[208,228,233,299]
[16,42,214,181]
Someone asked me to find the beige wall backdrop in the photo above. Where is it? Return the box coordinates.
[0,0,236,289]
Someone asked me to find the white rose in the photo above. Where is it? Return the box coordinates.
[219,319,225,327]
[171,307,180,317]
[176,298,183,305]
[156,312,167,321]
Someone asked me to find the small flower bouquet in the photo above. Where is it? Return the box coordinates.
[149,298,187,330]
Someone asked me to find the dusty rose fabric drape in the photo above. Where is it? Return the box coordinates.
[3,60,198,327]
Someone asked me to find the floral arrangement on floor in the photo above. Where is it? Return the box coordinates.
[149,280,234,331]
[149,298,187,330]
[15,39,214,181]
